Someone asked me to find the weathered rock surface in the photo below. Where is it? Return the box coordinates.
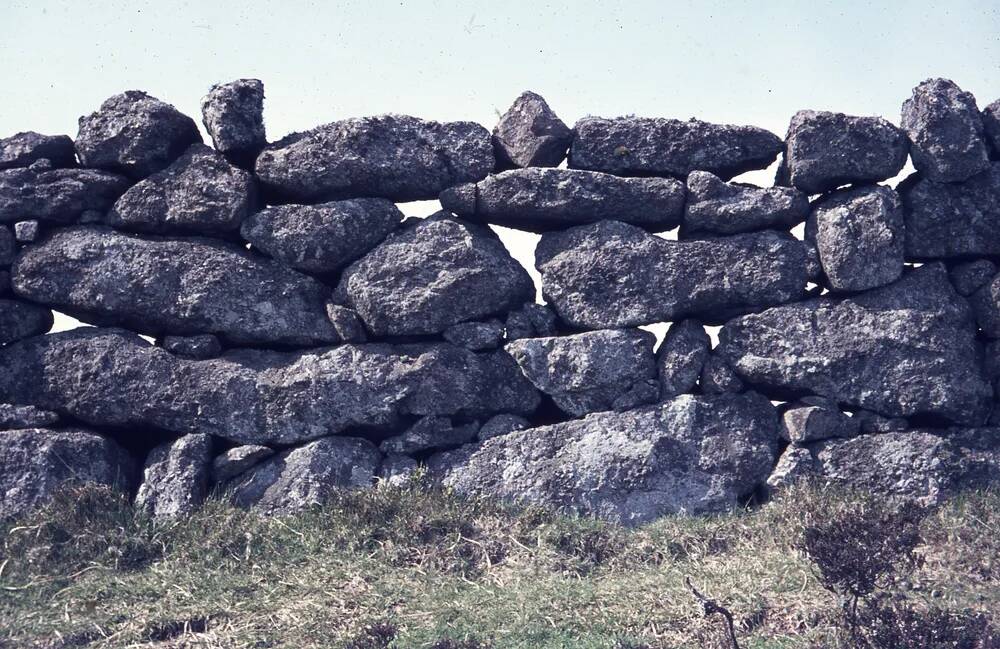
[14,221,39,243]
[75,90,202,180]
[855,410,909,434]
[242,198,402,273]
[0,299,52,346]
[569,116,783,180]
[493,91,572,169]
[0,428,134,519]
[12,225,343,346]
[379,454,419,487]
[0,132,76,170]
[536,220,809,328]
[429,392,780,525]
[440,168,685,232]
[0,226,15,266]
[105,144,257,234]
[0,163,129,223]
[478,413,531,441]
[656,320,711,400]
[228,436,381,512]
[700,353,745,395]
[162,334,222,359]
[717,264,993,425]
[949,260,997,296]
[0,328,540,446]
[505,303,558,341]
[379,416,480,455]
[212,445,275,483]
[337,214,534,336]
[255,115,493,202]
[971,271,1000,337]
[781,398,860,444]
[442,319,504,351]
[901,164,1000,259]
[805,185,904,292]
[506,329,657,416]
[0,403,59,429]
[984,99,1000,157]
[201,79,266,165]
[781,110,908,194]
[901,78,990,183]
[682,171,808,236]
[135,434,213,518]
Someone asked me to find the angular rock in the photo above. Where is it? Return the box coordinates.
[681,171,808,236]
[227,436,381,513]
[429,392,781,525]
[717,264,993,425]
[0,403,59,429]
[0,225,15,266]
[536,220,809,328]
[201,79,266,165]
[477,413,531,441]
[781,399,860,444]
[949,259,997,296]
[569,116,783,180]
[75,90,202,180]
[162,334,222,359]
[0,299,52,345]
[255,115,493,202]
[505,303,557,341]
[241,198,402,273]
[971,271,1000,337]
[0,271,9,296]
[0,164,129,224]
[505,329,657,417]
[901,164,1000,259]
[442,319,504,351]
[700,353,745,395]
[135,434,213,518]
[781,110,909,194]
[493,91,572,169]
[656,319,711,400]
[379,454,419,487]
[12,225,342,346]
[211,445,275,483]
[440,168,685,232]
[611,379,661,412]
[337,214,534,336]
[805,185,904,292]
[0,328,540,446]
[105,144,257,235]
[984,99,1000,157]
[0,428,134,519]
[14,220,39,243]
[0,132,76,170]
[379,416,480,455]
[855,410,909,433]
[901,78,990,183]
[325,304,367,343]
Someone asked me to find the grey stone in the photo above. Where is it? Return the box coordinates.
[135,434,213,518]
[75,90,202,180]
[255,115,493,202]
[780,110,909,194]
[0,299,52,346]
[337,214,534,336]
[0,403,59,429]
[242,198,402,273]
[162,334,222,359]
[699,354,745,395]
[568,116,783,180]
[493,91,572,169]
[901,78,990,183]
[477,413,531,441]
[442,319,505,351]
[505,303,558,341]
[949,260,997,296]
[14,221,39,243]
[0,225,15,266]
[854,410,909,433]
[536,220,809,329]
[681,171,808,236]
[656,319,711,399]
[0,271,9,296]
[611,378,661,412]
[971,271,1000,337]
[12,225,343,346]
[984,99,1000,157]
[505,329,657,417]
[379,454,419,487]
[227,436,381,513]
[0,165,129,224]
[0,428,134,520]
[325,304,368,343]
[805,185,904,292]
[379,416,480,455]
[211,445,275,483]
[717,264,993,425]
[440,168,685,232]
[781,401,860,444]
[0,132,76,170]
[0,328,540,446]
[428,391,780,525]
[201,79,266,165]
[105,144,257,235]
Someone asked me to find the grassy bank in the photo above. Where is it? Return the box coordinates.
[1,482,997,648]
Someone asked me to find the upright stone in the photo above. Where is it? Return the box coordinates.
[656,319,711,399]
[135,434,213,518]
[201,79,267,166]
[0,132,76,170]
[682,171,808,236]
[971,271,1000,338]
[0,225,15,266]
[0,163,130,224]
[493,91,572,169]
[0,299,52,346]
[984,99,1000,157]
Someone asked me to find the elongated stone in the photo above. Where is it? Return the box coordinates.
[212,445,275,483]
[682,171,808,236]
[0,132,76,170]
[493,91,572,169]
[0,164,129,224]
[0,403,59,429]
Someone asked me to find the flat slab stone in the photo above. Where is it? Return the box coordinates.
[255,115,493,202]
[0,165,129,224]
[0,132,76,170]
[0,299,52,346]
[135,434,213,518]
[201,79,266,165]
[493,91,572,169]
[568,116,783,180]
[536,220,809,329]
[682,171,808,236]
[162,334,222,359]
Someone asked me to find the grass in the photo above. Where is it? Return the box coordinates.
[0,481,997,649]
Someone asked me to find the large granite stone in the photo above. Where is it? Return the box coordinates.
[0,328,540,446]
[656,319,711,399]
[568,116,783,180]
[428,391,780,525]
[12,225,343,346]
[135,434,213,518]
[0,132,76,170]
[0,163,129,224]
[716,264,993,425]
[493,91,572,169]
[0,299,52,346]
[241,198,402,274]
[255,115,493,202]
[201,79,266,166]
[439,168,685,232]
[682,171,808,236]
[536,220,809,328]
[75,90,202,180]
[336,214,534,336]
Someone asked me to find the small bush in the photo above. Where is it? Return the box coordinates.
[343,621,398,649]
[849,598,1000,649]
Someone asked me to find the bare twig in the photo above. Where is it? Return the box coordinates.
[686,576,741,649]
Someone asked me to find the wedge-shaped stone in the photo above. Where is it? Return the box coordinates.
[135,434,213,518]
[0,132,76,170]
[0,164,129,224]
[657,319,711,399]
[682,171,808,236]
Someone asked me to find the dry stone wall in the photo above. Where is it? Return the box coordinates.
[2,79,1000,524]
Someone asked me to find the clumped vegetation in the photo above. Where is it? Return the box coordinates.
[0,481,998,648]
